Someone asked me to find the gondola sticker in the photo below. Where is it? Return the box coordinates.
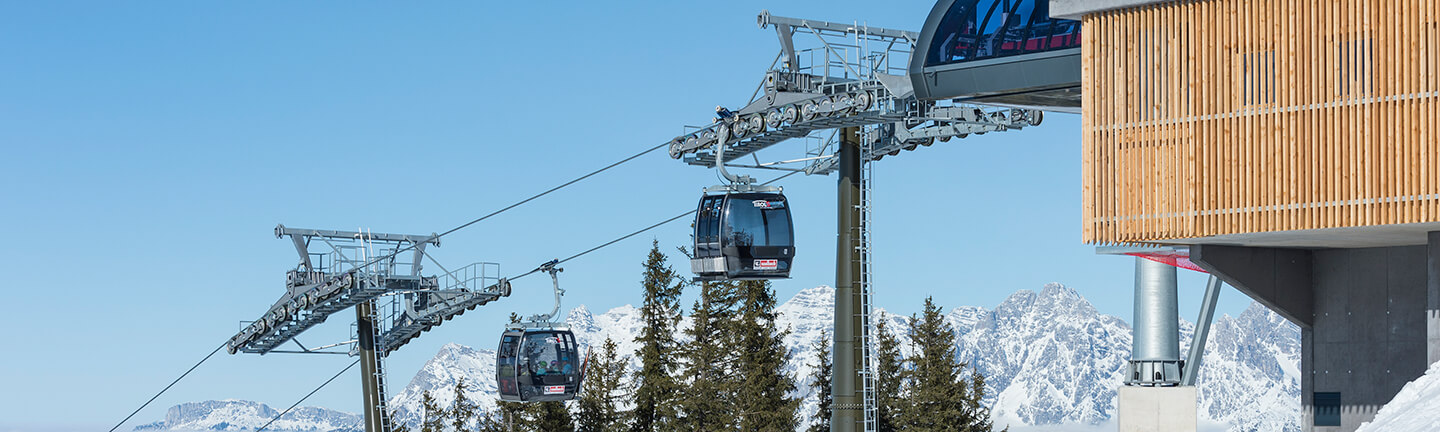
[752,200,785,209]
[754,259,778,270]
[544,385,566,395]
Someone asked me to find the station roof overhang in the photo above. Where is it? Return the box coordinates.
[1049,0,1177,20]
[1134,222,1440,250]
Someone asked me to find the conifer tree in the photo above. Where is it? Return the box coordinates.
[492,400,531,432]
[450,378,479,432]
[733,280,798,431]
[532,402,575,432]
[629,241,683,432]
[900,297,994,432]
[676,280,741,431]
[806,329,833,432]
[577,337,630,432]
[473,407,508,432]
[420,389,447,432]
[872,312,905,432]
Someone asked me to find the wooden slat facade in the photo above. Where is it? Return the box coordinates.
[1081,0,1440,244]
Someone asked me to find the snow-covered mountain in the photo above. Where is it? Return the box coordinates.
[385,283,1304,432]
[1189,301,1303,431]
[132,400,360,432]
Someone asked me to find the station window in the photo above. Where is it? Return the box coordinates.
[1314,392,1341,427]
[926,0,1081,66]
[1241,49,1277,106]
[1336,38,1372,97]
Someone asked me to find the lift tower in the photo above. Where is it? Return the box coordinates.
[228,226,512,432]
[665,11,1045,431]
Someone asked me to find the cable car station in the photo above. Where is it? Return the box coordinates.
[208,1,1440,432]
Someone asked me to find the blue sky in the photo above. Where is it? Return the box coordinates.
[0,2,1245,430]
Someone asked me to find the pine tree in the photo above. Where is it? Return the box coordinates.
[733,280,798,431]
[450,378,479,432]
[577,337,629,432]
[493,400,531,432]
[532,402,575,432]
[900,297,994,432]
[806,328,833,432]
[420,389,447,432]
[873,312,904,432]
[629,241,683,432]
[473,406,508,432]
[676,280,741,431]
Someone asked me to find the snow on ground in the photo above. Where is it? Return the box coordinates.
[1355,360,1440,432]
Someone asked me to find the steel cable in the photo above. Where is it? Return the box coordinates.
[110,144,798,431]
[107,342,227,432]
[346,142,670,274]
[509,170,801,280]
[256,359,361,432]
[106,143,665,431]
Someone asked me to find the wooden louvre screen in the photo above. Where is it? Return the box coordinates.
[1081,0,1440,244]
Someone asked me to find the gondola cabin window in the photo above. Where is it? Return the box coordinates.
[725,198,791,247]
[522,332,577,376]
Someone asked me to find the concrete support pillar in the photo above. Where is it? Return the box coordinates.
[830,126,863,432]
[1117,386,1197,432]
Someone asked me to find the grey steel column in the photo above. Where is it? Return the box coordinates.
[357,300,385,432]
[831,127,862,432]
[1127,257,1183,386]
[1181,275,1223,386]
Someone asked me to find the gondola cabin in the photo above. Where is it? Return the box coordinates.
[691,191,795,280]
[496,327,583,402]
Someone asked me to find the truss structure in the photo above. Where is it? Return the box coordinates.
[665,10,1044,175]
[227,225,511,356]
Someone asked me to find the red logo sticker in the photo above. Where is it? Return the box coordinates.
[754,259,778,270]
[544,385,566,395]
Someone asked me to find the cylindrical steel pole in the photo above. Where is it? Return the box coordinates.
[831,127,863,432]
[357,300,386,432]
[1127,257,1183,385]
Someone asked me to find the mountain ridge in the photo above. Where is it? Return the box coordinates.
[138,283,1304,432]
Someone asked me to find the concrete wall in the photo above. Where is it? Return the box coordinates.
[1306,246,1429,431]
[1429,232,1440,365]
[1193,243,1436,432]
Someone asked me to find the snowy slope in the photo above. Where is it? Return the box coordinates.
[1355,360,1440,432]
[132,400,360,432]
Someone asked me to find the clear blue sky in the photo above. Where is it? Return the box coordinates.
[0,2,1246,431]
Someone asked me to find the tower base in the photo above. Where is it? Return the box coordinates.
[1117,386,1196,432]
